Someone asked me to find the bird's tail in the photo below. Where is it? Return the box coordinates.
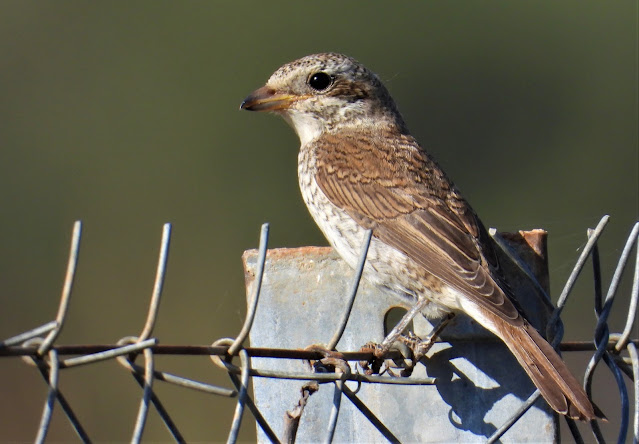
[496,320,599,421]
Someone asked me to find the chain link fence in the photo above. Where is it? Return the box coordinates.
[1,215,637,442]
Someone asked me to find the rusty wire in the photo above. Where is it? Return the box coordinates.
[0,216,637,442]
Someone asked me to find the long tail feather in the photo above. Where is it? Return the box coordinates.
[497,321,598,421]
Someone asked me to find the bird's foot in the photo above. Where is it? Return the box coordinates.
[407,312,456,360]
[304,344,350,376]
[379,298,431,354]
[359,313,456,376]
[359,339,416,377]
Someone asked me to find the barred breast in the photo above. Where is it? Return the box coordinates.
[298,143,452,318]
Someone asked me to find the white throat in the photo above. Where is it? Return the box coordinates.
[283,110,326,146]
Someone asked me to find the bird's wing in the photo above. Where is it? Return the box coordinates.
[313,131,522,325]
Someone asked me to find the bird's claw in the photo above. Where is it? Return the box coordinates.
[359,339,417,377]
[304,344,350,375]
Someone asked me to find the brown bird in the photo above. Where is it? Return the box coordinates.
[241,52,597,420]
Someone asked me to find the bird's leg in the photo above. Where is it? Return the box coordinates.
[360,303,455,377]
[399,312,456,361]
[360,299,445,377]
[376,298,431,358]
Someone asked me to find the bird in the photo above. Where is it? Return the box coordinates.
[240,52,597,421]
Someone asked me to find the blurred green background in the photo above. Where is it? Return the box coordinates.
[0,1,636,442]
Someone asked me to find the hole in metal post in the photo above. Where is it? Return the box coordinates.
[384,307,414,337]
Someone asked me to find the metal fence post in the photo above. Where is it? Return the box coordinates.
[244,230,557,443]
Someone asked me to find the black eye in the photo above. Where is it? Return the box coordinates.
[308,72,332,91]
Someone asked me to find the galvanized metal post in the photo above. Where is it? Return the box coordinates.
[243,231,557,443]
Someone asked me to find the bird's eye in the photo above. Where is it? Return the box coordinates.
[308,72,332,91]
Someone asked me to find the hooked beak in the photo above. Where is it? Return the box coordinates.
[240,86,297,112]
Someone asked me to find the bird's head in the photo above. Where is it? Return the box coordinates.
[241,53,407,145]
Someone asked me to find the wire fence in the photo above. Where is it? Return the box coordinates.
[0,215,637,443]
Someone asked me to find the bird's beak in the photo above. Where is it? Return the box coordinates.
[240,86,296,112]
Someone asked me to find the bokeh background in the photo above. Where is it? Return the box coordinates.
[0,2,637,442]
